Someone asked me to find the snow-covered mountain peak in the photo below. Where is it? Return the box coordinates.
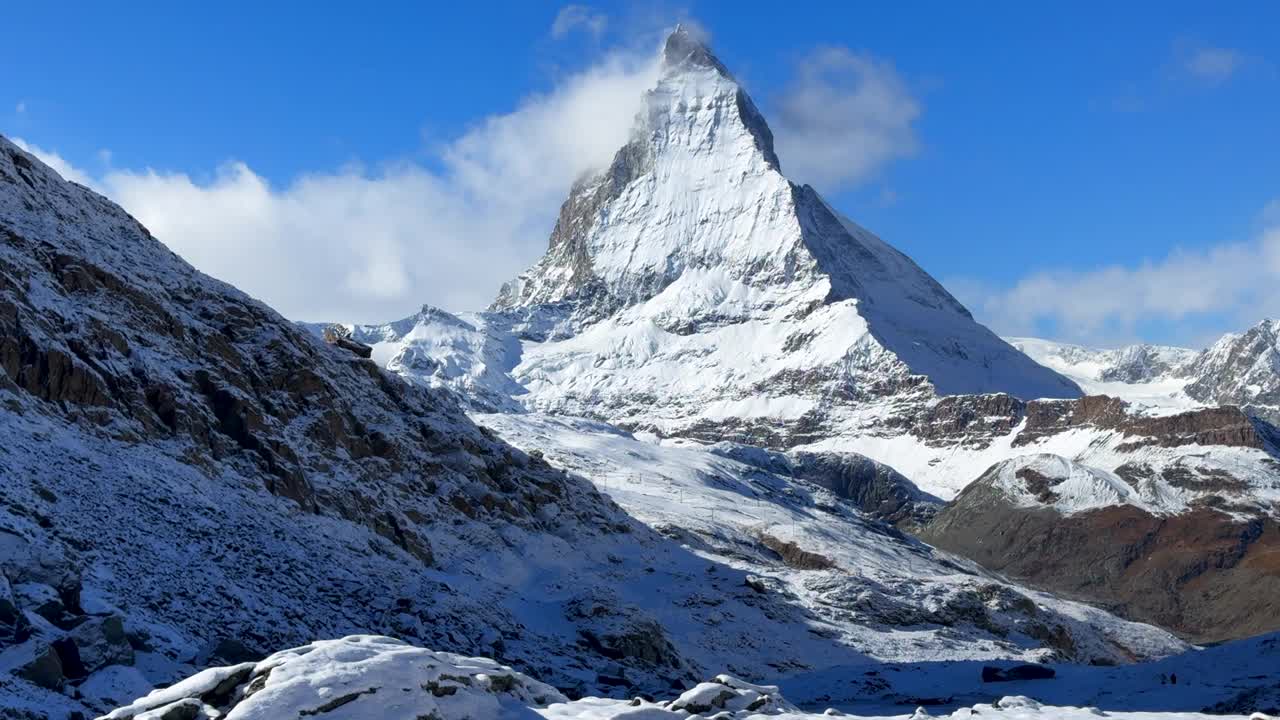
[1183,318,1280,420]
[490,29,792,318]
[482,30,1075,407]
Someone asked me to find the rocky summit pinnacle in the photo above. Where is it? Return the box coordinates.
[661,24,731,75]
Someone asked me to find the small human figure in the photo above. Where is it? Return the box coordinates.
[1170,673,1177,685]
[1160,673,1167,685]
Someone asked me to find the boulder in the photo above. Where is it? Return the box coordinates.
[69,614,133,672]
[982,664,1056,682]
[0,574,31,647]
[17,642,65,690]
[321,325,373,359]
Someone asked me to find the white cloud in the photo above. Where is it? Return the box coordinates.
[954,211,1280,345]
[771,47,920,192]
[1262,197,1280,225]
[15,101,25,114]
[1183,46,1242,84]
[16,50,661,323]
[551,5,607,40]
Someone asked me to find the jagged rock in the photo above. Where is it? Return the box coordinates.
[17,642,64,690]
[710,444,940,525]
[903,393,1027,449]
[0,575,31,647]
[321,324,373,359]
[982,664,1056,682]
[68,615,133,673]
[3,133,702,701]
[1184,320,1280,413]
[364,26,1079,450]
[200,637,258,666]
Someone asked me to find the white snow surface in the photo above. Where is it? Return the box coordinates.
[1009,331,1280,421]
[984,454,1151,514]
[102,636,566,720]
[477,412,1187,664]
[101,633,1280,720]
[1008,337,1201,414]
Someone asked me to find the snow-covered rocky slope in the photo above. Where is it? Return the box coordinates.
[1010,326,1280,424]
[0,136,1193,718]
[1183,320,1280,424]
[99,633,1280,719]
[920,442,1280,643]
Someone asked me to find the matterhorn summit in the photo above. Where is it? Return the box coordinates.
[453,27,1074,443]
[350,28,1081,446]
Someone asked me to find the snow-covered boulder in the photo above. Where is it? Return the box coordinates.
[100,635,567,720]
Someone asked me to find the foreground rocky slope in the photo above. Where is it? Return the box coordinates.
[1,137,1191,718]
[0,133,671,710]
[99,634,1280,719]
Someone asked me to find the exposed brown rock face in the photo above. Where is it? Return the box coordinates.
[901,392,1276,453]
[921,479,1280,644]
[901,393,1026,449]
[1015,396,1271,451]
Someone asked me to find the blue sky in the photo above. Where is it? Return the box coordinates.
[4,2,1278,346]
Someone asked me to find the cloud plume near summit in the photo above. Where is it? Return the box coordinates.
[15,23,920,324]
[17,47,663,323]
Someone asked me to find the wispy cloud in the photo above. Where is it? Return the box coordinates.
[771,47,920,192]
[14,101,26,115]
[952,204,1280,345]
[17,48,662,323]
[551,5,608,40]
[1182,46,1243,85]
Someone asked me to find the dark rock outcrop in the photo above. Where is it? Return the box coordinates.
[321,324,373,359]
[709,445,940,526]
[899,392,1277,454]
[982,664,1056,682]
[900,393,1027,449]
